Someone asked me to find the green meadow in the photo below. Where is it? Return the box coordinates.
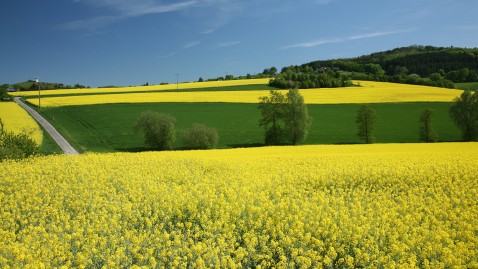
[39,102,460,153]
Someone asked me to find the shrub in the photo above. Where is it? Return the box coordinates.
[135,111,176,150]
[182,123,219,150]
[0,128,40,161]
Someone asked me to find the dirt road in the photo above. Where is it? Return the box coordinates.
[13,97,79,155]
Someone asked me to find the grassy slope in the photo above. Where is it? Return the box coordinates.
[40,102,460,153]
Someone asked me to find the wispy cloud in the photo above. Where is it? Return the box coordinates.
[183,41,201,49]
[216,41,240,48]
[65,0,197,30]
[197,0,243,34]
[157,52,176,60]
[282,29,413,49]
[311,0,337,5]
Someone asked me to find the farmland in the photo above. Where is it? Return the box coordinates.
[1,143,477,268]
[10,78,272,98]
[39,102,461,152]
[8,79,462,153]
[21,81,462,107]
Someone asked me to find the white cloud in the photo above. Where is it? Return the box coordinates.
[282,29,414,49]
[312,0,336,5]
[216,41,240,48]
[65,0,197,30]
[183,41,201,49]
[157,52,176,59]
[196,0,243,34]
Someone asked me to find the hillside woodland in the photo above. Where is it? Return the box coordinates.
[288,45,478,88]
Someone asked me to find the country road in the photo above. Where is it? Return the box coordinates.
[13,97,79,155]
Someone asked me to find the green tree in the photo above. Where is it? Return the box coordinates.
[135,111,176,150]
[356,105,377,144]
[182,123,219,150]
[449,91,478,141]
[258,90,287,145]
[285,88,312,145]
[419,108,438,142]
[0,84,11,101]
[262,67,277,76]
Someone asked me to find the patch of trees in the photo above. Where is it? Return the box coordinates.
[258,89,312,145]
[0,118,40,161]
[269,65,352,89]
[135,112,219,150]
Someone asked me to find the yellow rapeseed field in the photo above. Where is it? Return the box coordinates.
[10,78,272,97]
[1,143,477,268]
[0,102,42,144]
[26,80,463,107]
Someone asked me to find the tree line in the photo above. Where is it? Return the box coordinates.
[135,88,478,151]
[258,89,478,145]
[269,67,352,89]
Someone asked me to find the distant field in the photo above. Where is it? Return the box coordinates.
[14,84,276,99]
[11,78,272,97]
[455,82,478,91]
[24,80,463,107]
[40,102,460,153]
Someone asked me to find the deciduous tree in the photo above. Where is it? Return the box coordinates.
[419,108,438,142]
[258,90,287,145]
[285,88,312,145]
[449,91,478,141]
[135,111,176,150]
[356,105,377,144]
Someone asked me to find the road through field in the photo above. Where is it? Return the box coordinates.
[14,97,79,155]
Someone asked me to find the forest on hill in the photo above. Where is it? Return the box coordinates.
[278,45,478,89]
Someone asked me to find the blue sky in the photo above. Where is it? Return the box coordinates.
[1,0,477,87]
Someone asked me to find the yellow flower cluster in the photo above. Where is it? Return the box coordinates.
[1,143,477,268]
[0,102,42,144]
[25,80,462,107]
[10,79,271,97]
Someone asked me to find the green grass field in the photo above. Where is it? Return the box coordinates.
[39,102,461,153]
[455,82,478,91]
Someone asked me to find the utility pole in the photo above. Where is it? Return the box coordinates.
[35,76,41,110]
[175,74,180,90]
